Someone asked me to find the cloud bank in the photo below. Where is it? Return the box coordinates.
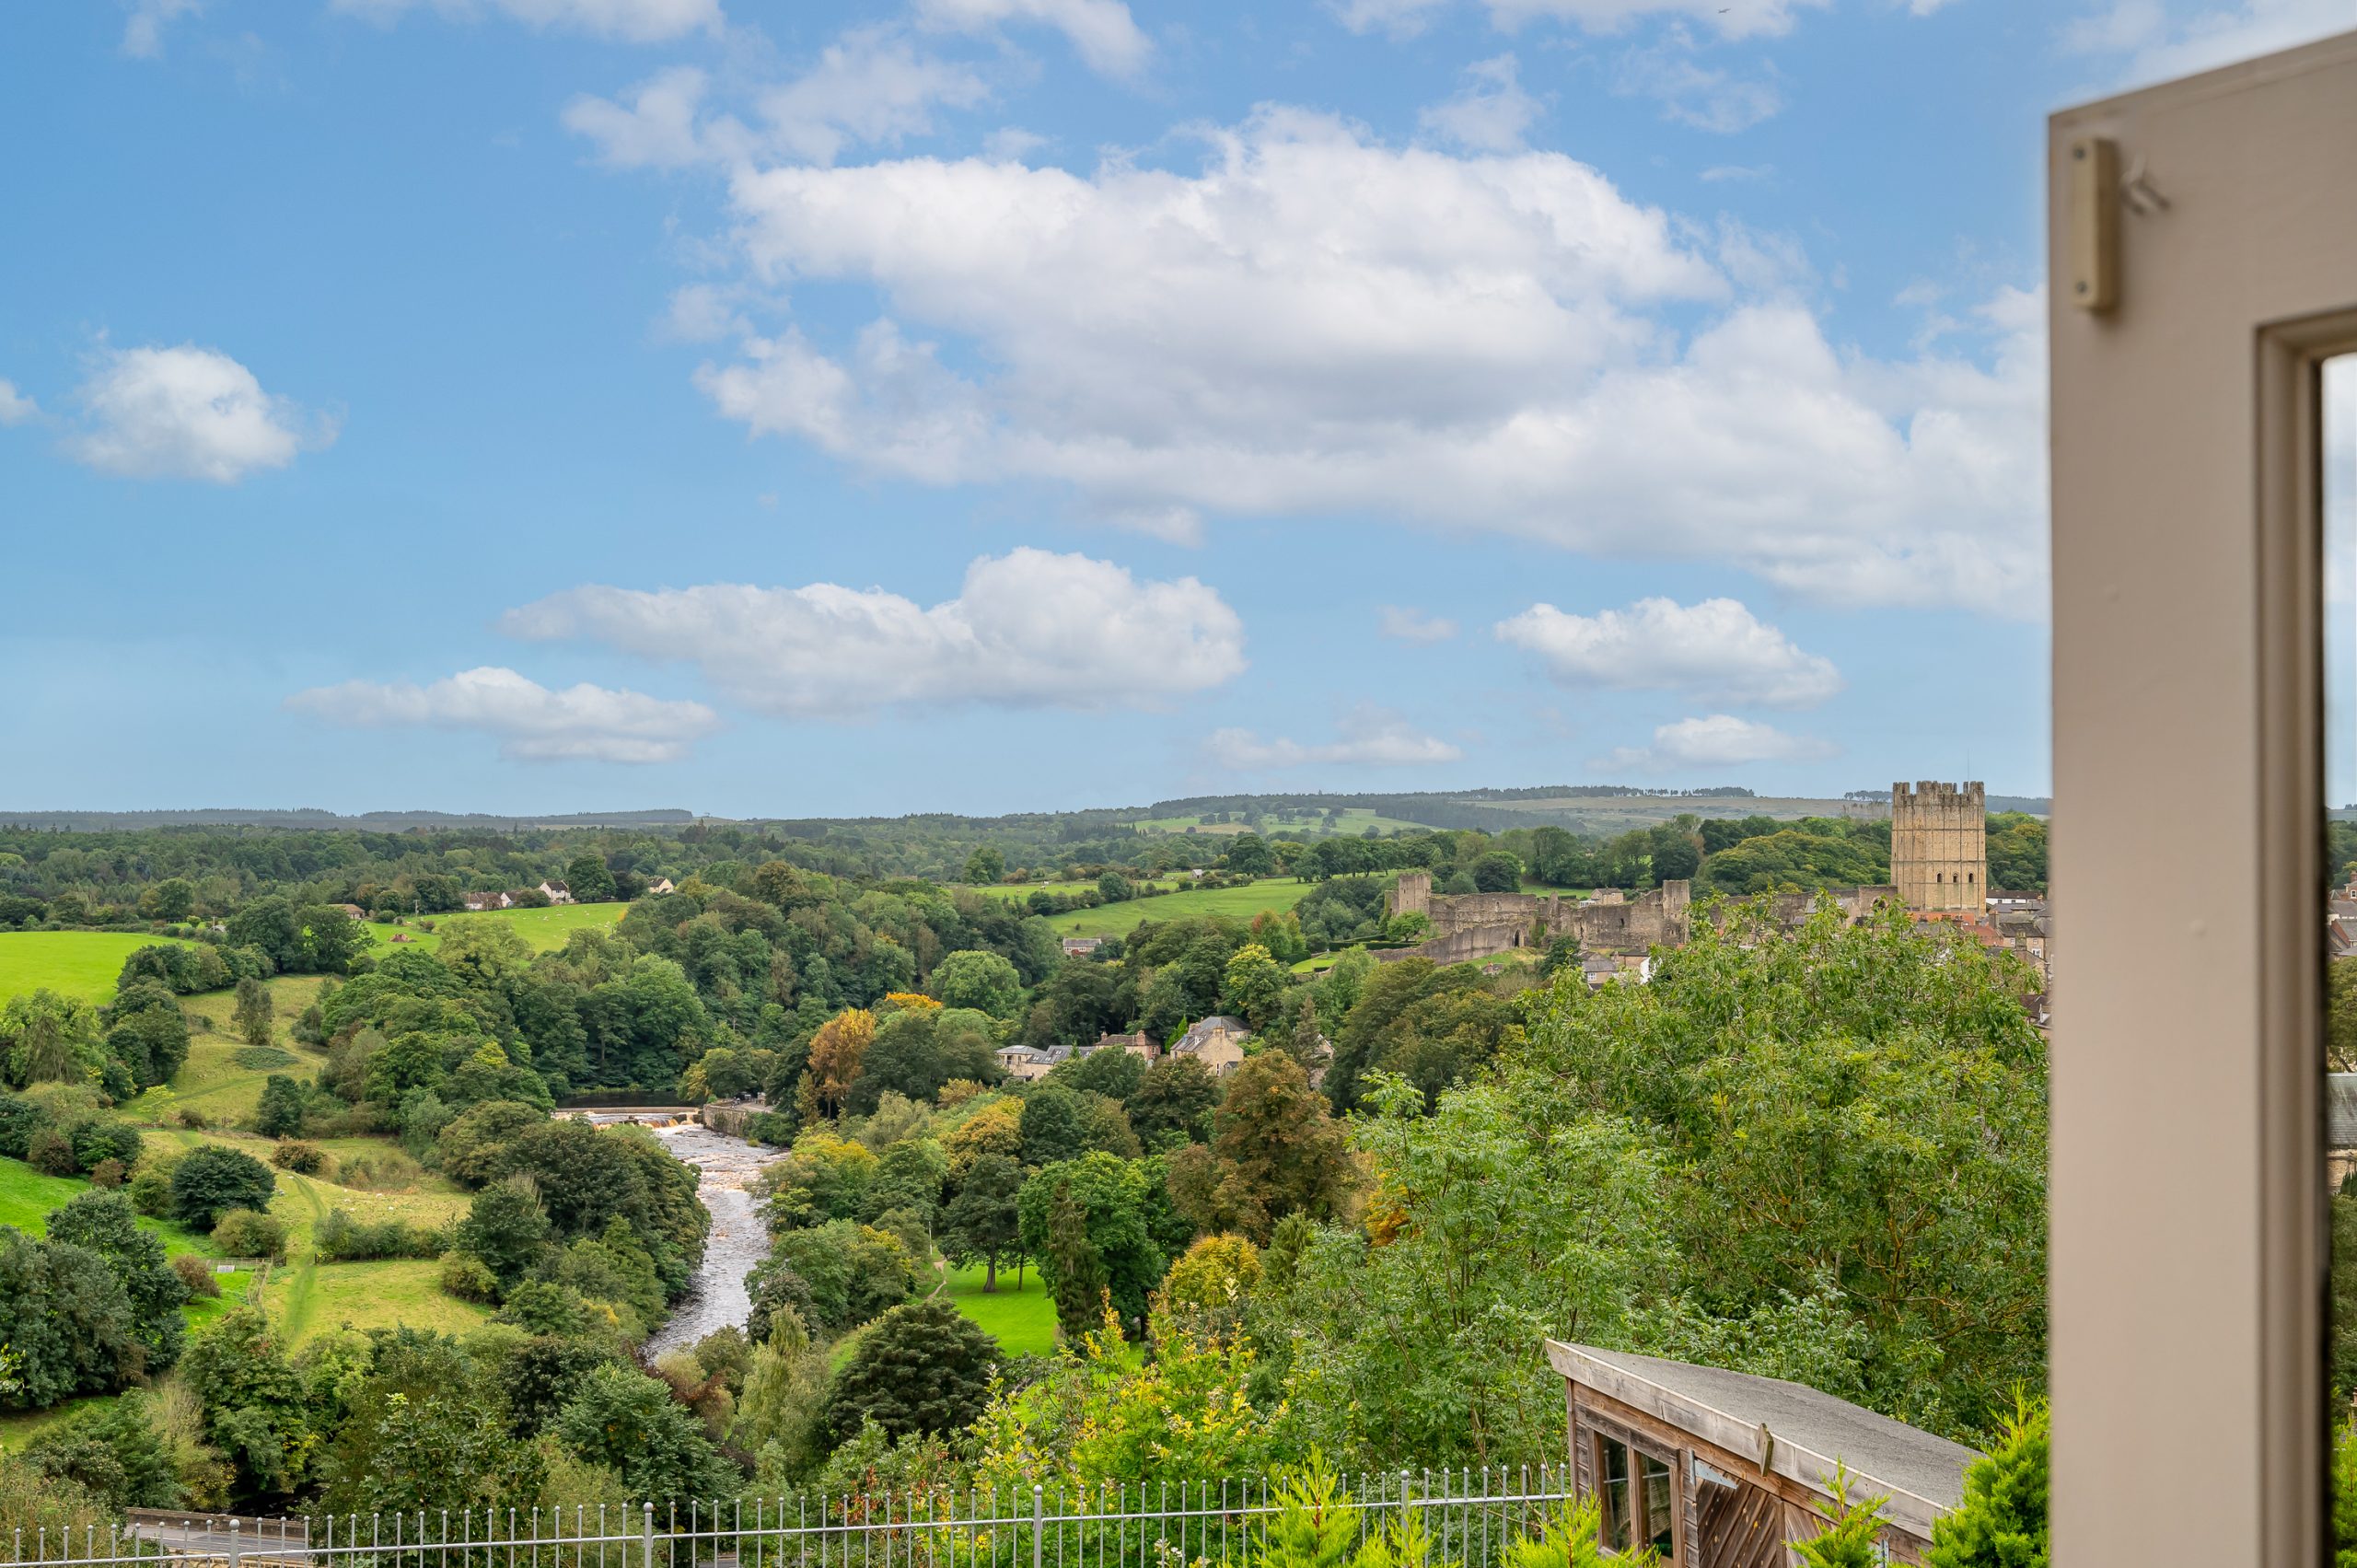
[1596,712,1835,772]
[1209,706,1463,769]
[1495,596,1842,706]
[689,110,2046,613]
[288,667,722,763]
[501,548,1247,717]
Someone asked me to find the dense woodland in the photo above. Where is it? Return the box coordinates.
[0,808,2074,1564]
[0,805,2053,931]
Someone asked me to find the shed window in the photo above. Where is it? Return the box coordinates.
[1593,1434,1675,1559]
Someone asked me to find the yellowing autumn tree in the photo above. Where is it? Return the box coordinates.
[806,1008,877,1119]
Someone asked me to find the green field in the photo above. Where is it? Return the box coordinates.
[276,1257,486,1342]
[1130,807,1431,840]
[122,974,337,1127]
[939,1260,1055,1355]
[363,901,624,955]
[0,931,193,1005]
[1044,878,1314,937]
[960,878,1178,902]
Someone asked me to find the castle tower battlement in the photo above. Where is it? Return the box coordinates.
[1891,780,1987,913]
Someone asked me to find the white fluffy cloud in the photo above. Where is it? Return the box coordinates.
[1596,713,1835,772]
[0,380,36,425]
[71,344,330,483]
[693,110,2046,614]
[564,35,991,170]
[2065,0,2357,86]
[331,0,719,42]
[913,0,1151,76]
[1419,54,1543,151]
[1379,605,1459,644]
[1336,0,1829,42]
[1495,596,1842,706]
[1209,706,1463,769]
[287,667,722,763]
[500,548,1246,717]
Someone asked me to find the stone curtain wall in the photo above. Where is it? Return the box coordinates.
[1379,879,1693,965]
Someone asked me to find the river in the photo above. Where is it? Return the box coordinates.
[644,1121,784,1358]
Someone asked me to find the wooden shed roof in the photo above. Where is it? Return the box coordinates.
[1547,1342,1982,1539]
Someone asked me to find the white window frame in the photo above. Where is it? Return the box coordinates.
[2049,29,2357,1561]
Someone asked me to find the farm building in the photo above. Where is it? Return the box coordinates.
[1546,1342,1980,1566]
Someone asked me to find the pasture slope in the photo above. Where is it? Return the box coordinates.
[0,931,192,1005]
[362,900,624,955]
[1044,877,1314,937]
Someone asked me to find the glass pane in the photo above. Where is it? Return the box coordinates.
[1597,1437,1631,1549]
[2328,353,2357,1458]
[1638,1452,1676,1557]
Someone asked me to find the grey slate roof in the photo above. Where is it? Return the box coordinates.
[1548,1342,1982,1526]
[1176,1016,1248,1051]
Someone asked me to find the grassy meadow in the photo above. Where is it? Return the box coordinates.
[939,1259,1055,1356]
[362,900,624,955]
[1043,877,1314,937]
[0,931,193,1005]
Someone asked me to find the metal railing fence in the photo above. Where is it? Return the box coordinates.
[7,1466,1577,1568]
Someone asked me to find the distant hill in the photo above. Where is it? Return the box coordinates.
[0,807,697,831]
[2,786,2051,839]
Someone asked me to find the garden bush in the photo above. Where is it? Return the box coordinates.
[27,1128,75,1176]
[170,1255,221,1298]
[210,1209,287,1261]
[270,1140,325,1174]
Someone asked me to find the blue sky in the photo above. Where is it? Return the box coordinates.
[2,0,2348,819]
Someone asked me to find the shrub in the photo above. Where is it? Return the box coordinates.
[27,1128,75,1175]
[823,1296,1001,1443]
[211,1209,287,1261]
[252,1074,305,1135]
[439,1252,500,1303]
[168,1145,276,1231]
[24,1395,186,1511]
[68,1120,142,1173]
[87,1158,127,1190]
[171,1107,209,1131]
[1926,1394,2049,1568]
[171,1255,222,1298]
[1792,1469,1886,1568]
[126,1156,177,1217]
[0,1092,52,1158]
[315,1209,445,1262]
[270,1140,325,1174]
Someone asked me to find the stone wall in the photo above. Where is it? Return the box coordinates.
[1379,878,1693,964]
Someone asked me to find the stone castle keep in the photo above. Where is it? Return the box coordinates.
[1890,779,1987,913]
[1377,781,1991,967]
